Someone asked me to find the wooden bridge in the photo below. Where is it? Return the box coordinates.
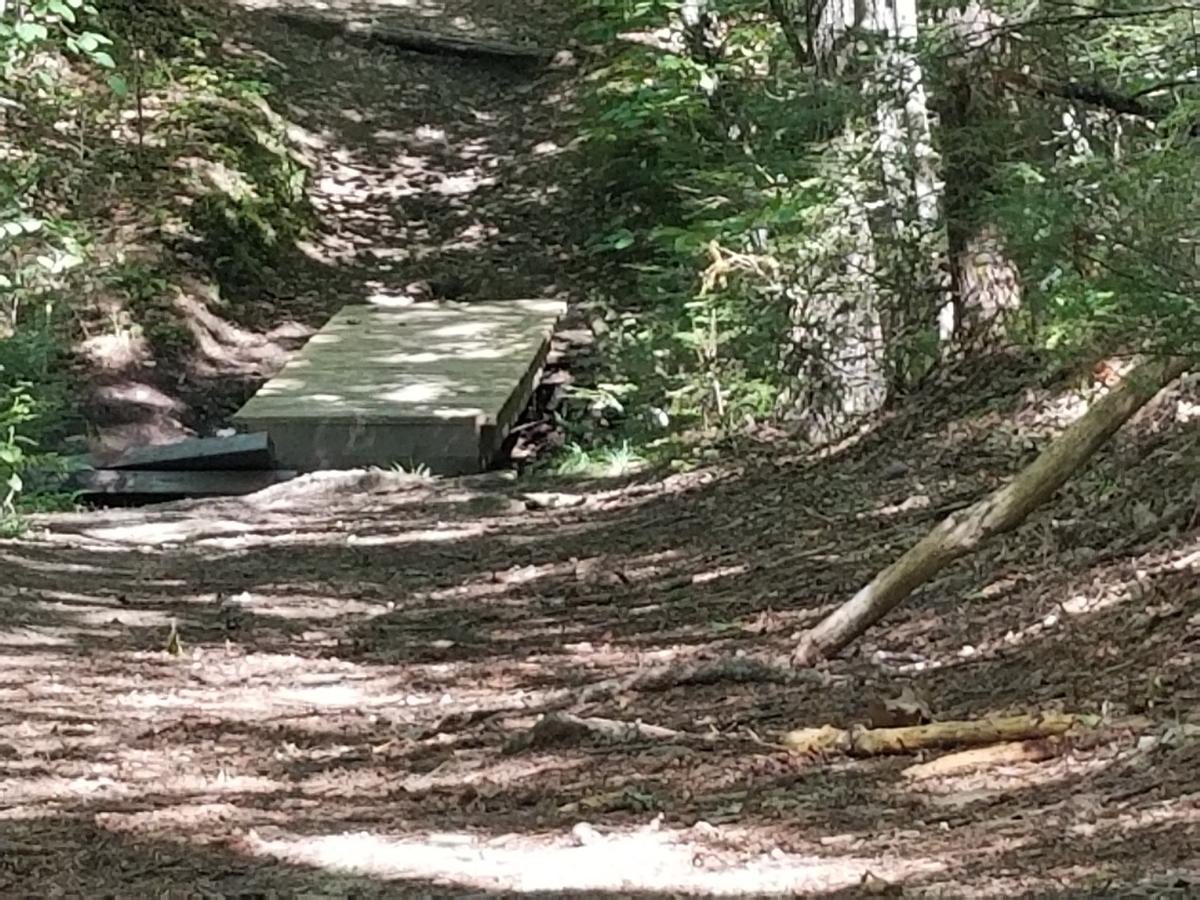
[232,299,565,475]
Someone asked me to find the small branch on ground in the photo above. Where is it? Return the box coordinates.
[414,658,812,740]
[783,711,1159,759]
[549,655,819,711]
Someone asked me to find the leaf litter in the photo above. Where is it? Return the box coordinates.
[3,1,1200,896]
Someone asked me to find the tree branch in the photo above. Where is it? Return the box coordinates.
[793,354,1190,665]
[995,67,1169,119]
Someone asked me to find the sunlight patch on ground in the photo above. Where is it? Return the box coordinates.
[906,750,1125,805]
[36,515,485,550]
[77,329,151,371]
[0,553,105,575]
[274,681,413,708]
[37,598,175,629]
[239,590,388,621]
[79,519,258,546]
[0,628,77,648]
[0,773,282,809]
[243,825,944,894]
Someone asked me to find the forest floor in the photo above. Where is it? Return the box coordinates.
[4,1,1200,897]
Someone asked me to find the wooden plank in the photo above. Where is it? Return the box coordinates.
[232,300,566,474]
[71,469,297,499]
[88,433,275,472]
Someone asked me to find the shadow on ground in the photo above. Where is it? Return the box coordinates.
[4,362,1200,895]
[66,0,592,452]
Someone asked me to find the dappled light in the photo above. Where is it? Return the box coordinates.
[6,366,1200,892]
[240,826,946,894]
[4,0,1200,894]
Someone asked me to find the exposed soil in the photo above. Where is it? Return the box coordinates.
[5,1,1200,897]
[81,0,592,455]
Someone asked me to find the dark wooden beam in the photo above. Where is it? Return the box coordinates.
[270,11,553,64]
[88,433,275,472]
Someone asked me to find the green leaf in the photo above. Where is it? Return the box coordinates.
[6,473,23,493]
[89,50,116,68]
[106,74,129,96]
[76,31,112,49]
[48,0,77,22]
[14,22,50,44]
[604,228,635,250]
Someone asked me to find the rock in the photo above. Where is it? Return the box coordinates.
[523,491,586,510]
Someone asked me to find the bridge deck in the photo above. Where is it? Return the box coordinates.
[232,299,565,474]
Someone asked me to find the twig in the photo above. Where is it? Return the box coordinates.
[520,654,827,715]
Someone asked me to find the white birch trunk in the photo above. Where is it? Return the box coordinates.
[868,0,952,353]
[789,0,950,440]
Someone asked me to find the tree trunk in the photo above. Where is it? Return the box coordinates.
[784,0,949,441]
[793,354,1190,665]
[937,3,1023,350]
[786,138,890,445]
[865,0,951,373]
[680,0,722,63]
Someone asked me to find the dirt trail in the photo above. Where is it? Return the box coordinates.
[241,0,584,308]
[83,0,588,452]
[3,3,1200,897]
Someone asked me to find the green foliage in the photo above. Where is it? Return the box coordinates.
[554,439,647,478]
[0,0,116,518]
[96,0,313,306]
[964,5,1200,358]
[1,0,311,520]
[571,0,872,456]
[571,0,1200,467]
[0,315,72,529]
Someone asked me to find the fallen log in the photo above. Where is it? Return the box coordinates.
[794,355,1191,665]
[784,711,1106,758]
[270,11,553,64]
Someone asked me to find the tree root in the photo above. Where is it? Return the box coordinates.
[549,655,819,710]
[504,712,686,754]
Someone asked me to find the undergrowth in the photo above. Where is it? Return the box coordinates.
[0,0,311,521]
[561,0,865,466]
[560,0,1200,473]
